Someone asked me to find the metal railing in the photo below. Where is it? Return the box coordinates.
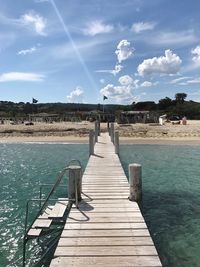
[23,159,82,267]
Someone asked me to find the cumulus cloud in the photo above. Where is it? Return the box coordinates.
[131,21,156,33]
[191,45,200,66]
[140,81,153,87]
[118,75,134,86]
[111,64,123,76]
[17,46,36,55]
[83,20,113,36]
[20,12,46,35]
[100,75,139,103]
[67,87,84,102]
[100,83,133,103]
[0,72,45,82]
[115,40,135,63]
[137,49,182,76]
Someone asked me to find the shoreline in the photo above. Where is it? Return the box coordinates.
[1,135,200,145]
[0,120,200,145]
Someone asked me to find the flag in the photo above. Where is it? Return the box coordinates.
[103,95,108,100]
[32,98,38,104]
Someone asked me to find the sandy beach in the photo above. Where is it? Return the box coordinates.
[0,120,200,145]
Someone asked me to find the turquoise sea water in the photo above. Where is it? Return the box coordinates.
[0,143,89,267]
[120,145,200,267]
[0,143,200,267]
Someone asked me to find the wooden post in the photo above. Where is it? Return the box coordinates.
[107,121,110,134]
[95,121,98,142]
[114,131,119,154]
[89,130,94,155]
[128,163,142,202]
[68,165,82,206]
[110,122,114,143]
[98,121,100,136]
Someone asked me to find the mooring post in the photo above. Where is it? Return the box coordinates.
[110,122,114,143]
[107,121,110,134]
[89,130,94,155]
[95,121,98,142]
[114,131,119,154]
[128,163,142,202]
[98,120,101,136]
[68,165,82,206]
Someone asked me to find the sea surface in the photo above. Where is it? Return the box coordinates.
[0,143,200,267]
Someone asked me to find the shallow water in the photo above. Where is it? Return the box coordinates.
[0,143,200,267]
[0,143,88,267]
[120,144,200,267]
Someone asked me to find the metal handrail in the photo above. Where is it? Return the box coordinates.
[39,184,67,208]
[23,160,83,267]
[24,167,69,238]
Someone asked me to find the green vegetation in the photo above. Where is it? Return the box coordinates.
[0,93,200,119]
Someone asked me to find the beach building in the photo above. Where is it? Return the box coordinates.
[117,111,159,124]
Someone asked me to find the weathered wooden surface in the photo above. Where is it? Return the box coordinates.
[50,132,162,267]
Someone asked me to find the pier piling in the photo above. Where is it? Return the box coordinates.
[110,122,114,143]
[68,165,82,205]
[114,131,119,154]
[95,121,98,143]
[129,163,142,202]
[89,130,94,155]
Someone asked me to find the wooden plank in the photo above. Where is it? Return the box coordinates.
[61,229,150,237]
[57,236,153,246]
[67,216,144,223]
[48,200,68,219]
[27,228,42,237]
[54,245,158,256]
[64,222,147,230]
[71,207,140,212]
[32,218,52,228]
[50,256,162,267]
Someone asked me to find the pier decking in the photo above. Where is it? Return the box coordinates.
[50,132,162,267]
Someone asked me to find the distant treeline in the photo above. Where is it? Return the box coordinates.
[0,93,200,119]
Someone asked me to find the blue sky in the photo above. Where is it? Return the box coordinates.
[1,0,200,104]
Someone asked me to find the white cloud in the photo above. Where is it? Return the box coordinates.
[20,12,46,36]
[0,72,45,82]
[186,78,200,84]
[111,64,123,75]
[100,83,134,103]
[131,21,156,33]
[118,75,134,86]
[95,64,123,76]
[115,40,135,63]
[67,87,84,103]
[17,46,36,55]
[170,76,191,84]
[149,30,197,46]
[138,49,182,76]
[191,45,200,66]
[35,0,49,2]
[100,75,139,104]
[140,81,153,87]
[83,20,113,36]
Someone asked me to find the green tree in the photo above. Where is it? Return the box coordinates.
[158,97,173,110]
[175,93,187,104]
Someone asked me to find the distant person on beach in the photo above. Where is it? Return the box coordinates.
[182,116,187,125]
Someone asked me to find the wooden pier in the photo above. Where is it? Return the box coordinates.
[50,132,162,267]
